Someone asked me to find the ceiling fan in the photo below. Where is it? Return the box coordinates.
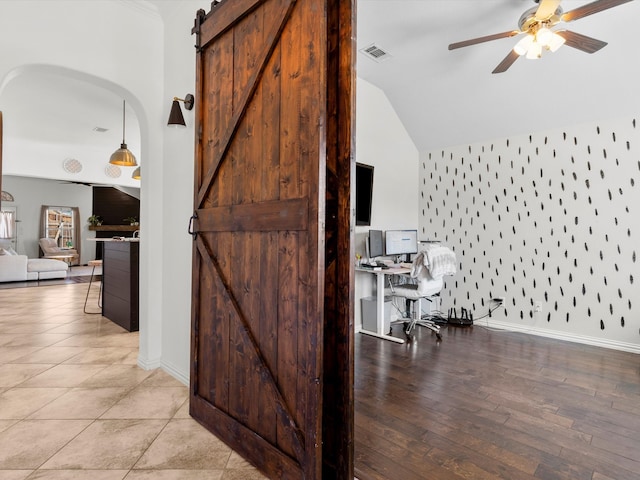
[448,0,634,73]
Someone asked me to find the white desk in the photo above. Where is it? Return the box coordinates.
[356,265,411,344]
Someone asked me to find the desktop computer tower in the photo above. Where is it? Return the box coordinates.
[361,296,392,333]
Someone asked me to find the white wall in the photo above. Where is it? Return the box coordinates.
[355,78,419,330]
[1,176,93,263]
[421,116,640,352]
[155,0,204,383]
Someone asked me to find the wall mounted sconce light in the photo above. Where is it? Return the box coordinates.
[109,100,137,167]
[167,94,194,127]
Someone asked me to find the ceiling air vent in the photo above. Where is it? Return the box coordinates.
[359,43,392,63]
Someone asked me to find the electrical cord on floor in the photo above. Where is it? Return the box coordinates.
[473,303,504,322]
[468,301,506,331]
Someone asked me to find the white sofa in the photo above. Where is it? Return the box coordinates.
[0,254,68,282]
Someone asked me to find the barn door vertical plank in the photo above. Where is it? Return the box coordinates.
[294,2,325,478]
[240,8,263,429]
[257,18,283,445]
[228,16,248,420]
[276,0,303,463]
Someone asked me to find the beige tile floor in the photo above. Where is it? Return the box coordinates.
[0,282,267,480]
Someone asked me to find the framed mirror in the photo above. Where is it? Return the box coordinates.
[40,205,80,265]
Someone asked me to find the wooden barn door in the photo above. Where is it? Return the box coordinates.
[189,1,355,479]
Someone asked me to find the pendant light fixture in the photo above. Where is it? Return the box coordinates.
[109,100,137,167]
[132,166,141,180]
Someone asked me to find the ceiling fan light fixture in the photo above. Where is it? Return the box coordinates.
[526,41,543,59]
[536,26,553,46]
[514,34,535,56]
[548,32,566,52]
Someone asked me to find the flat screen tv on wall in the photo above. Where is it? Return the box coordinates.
[355,162,374,226]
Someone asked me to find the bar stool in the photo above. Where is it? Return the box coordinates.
[83,260,103,314]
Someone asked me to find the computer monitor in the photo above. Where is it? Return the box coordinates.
[385,229,418,262]
[367,229,384,259]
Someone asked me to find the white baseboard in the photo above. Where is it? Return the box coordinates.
[161,360,189,386]
[137,355,189,386]
[137,355,161,371]
[481,319,640,354]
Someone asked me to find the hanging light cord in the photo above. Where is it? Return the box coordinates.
[121,100,126,145]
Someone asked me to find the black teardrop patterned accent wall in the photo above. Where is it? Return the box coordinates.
[420,117,640,341]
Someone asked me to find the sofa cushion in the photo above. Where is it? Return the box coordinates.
[0,255,29,282]
[27,258,69,273]
[38,270,67,280]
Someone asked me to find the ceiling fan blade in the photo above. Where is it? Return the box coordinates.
[535,0,562,19]
[561,0,633,22]
[492,50,521,74]
[449,30,520,50]
[556,30,608,53]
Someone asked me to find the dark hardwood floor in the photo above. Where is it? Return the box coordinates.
[354,323,640,480]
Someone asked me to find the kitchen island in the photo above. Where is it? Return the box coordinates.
[88,238,139,331]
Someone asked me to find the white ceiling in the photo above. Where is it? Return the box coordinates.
[2,71,140,153]
[2,0,638,185]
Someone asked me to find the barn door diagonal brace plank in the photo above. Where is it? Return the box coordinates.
[196,0,297,208]
[195,235,306,464]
